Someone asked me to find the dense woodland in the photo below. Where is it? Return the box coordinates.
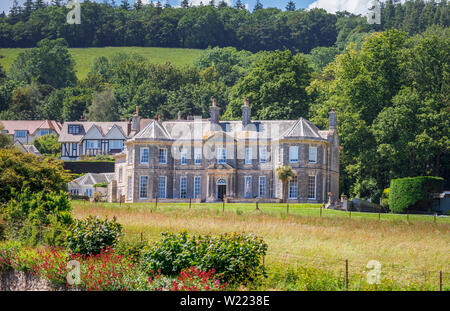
[0,0,448,201]
[0,0,448,51]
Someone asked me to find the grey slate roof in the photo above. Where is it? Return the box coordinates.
[130,118,329,142]
[69,173,115,187]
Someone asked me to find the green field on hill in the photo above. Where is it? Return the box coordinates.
[0,47,203,79]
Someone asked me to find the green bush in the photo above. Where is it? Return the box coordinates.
[389,176,444,213]
[67,216,122,255]
[142,231,268,286]
[115,239,149,264]
[381,188,390,209]
[4,188,73,246]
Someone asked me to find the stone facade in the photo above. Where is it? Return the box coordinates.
[110,100,340,204]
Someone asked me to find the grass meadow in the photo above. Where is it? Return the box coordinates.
[72,201,450,291]
[0,47,203,79]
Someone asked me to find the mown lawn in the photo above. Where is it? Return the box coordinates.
[0,47,203,79]
[72,201,450,290]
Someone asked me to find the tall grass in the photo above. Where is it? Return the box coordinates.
[72,201,450,290]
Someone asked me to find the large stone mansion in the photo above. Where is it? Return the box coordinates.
[109,99,340,203]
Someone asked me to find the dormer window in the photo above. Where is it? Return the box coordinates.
[15,130,27,138]
[40,129,50,136]
[68,125,81,134]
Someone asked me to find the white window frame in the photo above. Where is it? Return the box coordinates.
[194,176,201,198]
[85,188,93,197]
[68,125,80,134]
[140,147,149,164]
[289,146,299,163]
[180,176,187,198]
[158,176,167,199]
[244,176,252,198]
[139,176,148,199]
[181,148,188,165]
[194,148,202,165]
[289,176,298,199]
[40,129,50,136]
[245,147,252,165]
[308,175,317,200]
[217,147,226,164]
[119,167,123,183]
[87,140,100,149]
[259,147,267,163]
[259,176,266,198]
[159,148,168,164]
[15,130,27,138]
[110,140,124,150]
[309,146,318,164]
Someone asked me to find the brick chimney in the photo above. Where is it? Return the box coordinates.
[242,98,251,127]
[210,98,220,124]
[329,108,337,130]
[131,106,140,134]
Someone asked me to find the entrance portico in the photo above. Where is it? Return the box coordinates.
[206,163,237,202]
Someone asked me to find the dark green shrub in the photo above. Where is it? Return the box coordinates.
[142,231,267,286]
[389,176,444,213]
[4,188,73,246]
[115,239,149,264]
[381,188,390,209]
[67,216,122,255]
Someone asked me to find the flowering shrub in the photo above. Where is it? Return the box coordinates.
[142,232,267,286]
[0,241,148,291]
[67,216,122,255]
[0,241,229,291]
[168,266,226,291]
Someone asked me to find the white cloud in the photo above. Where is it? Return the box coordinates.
[184,0,233,6]
[308,0,371,15]
[309,0,389,15]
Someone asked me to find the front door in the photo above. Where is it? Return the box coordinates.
[218,185,226,201]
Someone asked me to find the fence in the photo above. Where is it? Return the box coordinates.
[2,221,447,291]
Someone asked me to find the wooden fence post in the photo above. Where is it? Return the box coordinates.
[345,259,349,290]
[189,198,191,209]
[320,205,322,218]
[286,203,289,215]
[439,271,442,291]
[222,200,225,213]
[140,232,143,243]
[256,201,259,211]
[155,196,158,209]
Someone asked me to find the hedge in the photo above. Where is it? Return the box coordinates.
[389,176,444,213]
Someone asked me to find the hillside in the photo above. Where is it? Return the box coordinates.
[0,47,203,79]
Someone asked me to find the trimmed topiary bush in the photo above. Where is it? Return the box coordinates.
[142,231,267,286]
[389,176,444,213]
[67,216,122,255]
